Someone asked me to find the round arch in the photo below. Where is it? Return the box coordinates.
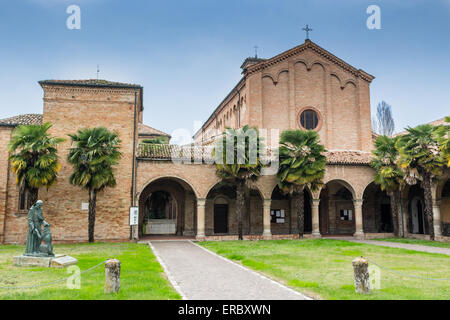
[323,179,357,199]
[138,177,197,237]
[406,184,429,235]
[205,181,264,236]
[319,180,356,235]
[138,175,200,201]
[362,182,393,233]
[270,185,313,235]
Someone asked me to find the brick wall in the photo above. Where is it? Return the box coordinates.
[3,83,141,244]
[196,41,374,152]
[0,127,13,243]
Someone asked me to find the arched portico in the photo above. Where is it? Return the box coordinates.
[362,182,393,233]
[319,180,359,236]
[138,177,197,237]
[269,185,312,235]
[203,182,264,237]
[439,179,450,236]
[404,184,429,236]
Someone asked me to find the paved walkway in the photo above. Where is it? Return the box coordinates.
[149,241,309,300]
[331,237,450,256]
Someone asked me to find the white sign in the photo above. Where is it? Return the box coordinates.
[81,202,89,211]
[129,207,139,226]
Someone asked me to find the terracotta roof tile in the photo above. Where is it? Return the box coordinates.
[0,114,43,127]
[39,79,142,88]
[324,151,373,165]
[138,144,373,165]
[138,144,213,162]
[138,123,171,137]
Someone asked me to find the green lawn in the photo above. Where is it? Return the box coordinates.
[373,237,450,249]
[200,239,450,300]
[0,242,181,300]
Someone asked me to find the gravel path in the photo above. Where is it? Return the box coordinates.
[330,237,450,256]
[149,241,309,300]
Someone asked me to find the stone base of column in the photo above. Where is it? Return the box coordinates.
[433,226,442,239]
[353,231,365,240]
[311,231,321,238]
[262,231,272,240]
[195,235,206,241]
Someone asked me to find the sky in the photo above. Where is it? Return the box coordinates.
[0,0,449,138]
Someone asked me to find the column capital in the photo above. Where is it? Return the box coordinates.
[432,199,442,208]
[353,199,363,207]
[312,199,320,207]
[197,198,206,207]
[263,199,272,207]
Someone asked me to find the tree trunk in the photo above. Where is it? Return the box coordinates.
[295,190,304,237]
[421,173,435,241]
[398,191,406,238]
[236,180,245,241]
[88,188,97,243]
[389,191,399,237]
[28,187,39,208]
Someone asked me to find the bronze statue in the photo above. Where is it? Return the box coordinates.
[39,221,54,256]
[24,200,54,257]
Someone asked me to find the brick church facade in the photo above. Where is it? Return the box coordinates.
[0,40,449,244]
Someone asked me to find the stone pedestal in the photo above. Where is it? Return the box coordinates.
[105,259,121,294]
[352,257,370,294]
[14,254,78,268]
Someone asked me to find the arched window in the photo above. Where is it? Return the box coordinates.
[19,189,31,211]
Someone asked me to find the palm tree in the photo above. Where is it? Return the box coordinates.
[8,123,64,206]
[396,125,446,240]
[67,127,122,243]
[277,130,326,236]
[371,135,404,237]
[213,125,263,240]
[434,117,450,167]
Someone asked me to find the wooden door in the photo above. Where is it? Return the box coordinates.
[214,204,228,234]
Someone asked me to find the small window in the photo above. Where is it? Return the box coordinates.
[300,110,319,130]
[19,190,31,211]
[270,209,286,224]
[340,209,353,221]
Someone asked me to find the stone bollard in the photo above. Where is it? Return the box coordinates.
[105,259,121,294]
[352,257,370,294]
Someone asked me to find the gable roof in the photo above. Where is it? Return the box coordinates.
[0,114,43,127]
[39,79,142,89]
[195,40,375,138]
[138,123,171,138]
[245,39,375,82]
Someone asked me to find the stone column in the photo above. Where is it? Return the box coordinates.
[196,198,206,239]
[263,199,272,238]
[432,199,442,238]
[311,199,321,237]
[353,199,364,239]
